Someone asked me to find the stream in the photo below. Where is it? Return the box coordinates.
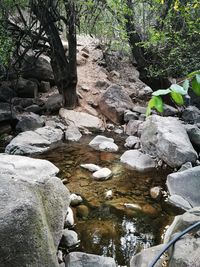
[38,134,183,266]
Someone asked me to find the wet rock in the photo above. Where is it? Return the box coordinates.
[15,113,44,132]
[89,135,114,150]
[141,115,197,168]
[65,125,82,141]
[0,154,70,267]
[76,205,89,218]
[150,186,162,200]
[182,106,200,123]
[130,244,165,267]
[45,94,64,113]
[99,84,133,124]
[124,136,140,148]
[124,110,139,122]
[70,194,83,206]
[0,103,12,122]
[185,124,200,147]
[120,150,156,172]
[167,166,200,209]
[125,120,143,136]
[65,252,117,267]
[92,167,112,180]
[80,163,101,172]
[5,126,63,155]
[60,229,79,248]
[99,141,119,152]
[60,108,103,131]
[64,207,74,228]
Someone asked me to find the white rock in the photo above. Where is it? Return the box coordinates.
[65,125,82,141]
[125,136,140,148]
[99,141,119,152]
[92,168,112,180]
[65,207,74,228]
[80,163,101,172]
[105,190,113,200]
[89,135,114,150]
[61,229,79,248]
[70,194,83,206]
[124,203,142,211]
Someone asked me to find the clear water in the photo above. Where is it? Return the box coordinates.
[38,134,183,265]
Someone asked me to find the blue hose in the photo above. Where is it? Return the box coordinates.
[148,220,200,267]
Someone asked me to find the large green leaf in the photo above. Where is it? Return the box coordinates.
[170,84,187,95]
[187,70,200,79]
[170,92,184,105]
[182,79,189,93]
[145,96,164,116]
[191,75,200,96]
[152,88,171,96]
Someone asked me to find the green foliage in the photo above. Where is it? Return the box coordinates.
[146,70,200,116]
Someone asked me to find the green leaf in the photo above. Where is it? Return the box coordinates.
[191,75,200,96]
[170,92,184,105]
[170,84,187,95]
[187,70,200,79]
[196,74,200,84]
[182,79,189,93]
[145,96,164,116]
[152,88,171,96]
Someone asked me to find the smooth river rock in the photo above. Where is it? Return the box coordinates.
[5,126,63,155]
[89,135,117,151]
[0,154,70,267]
[120,150,156,172]
[140,115,197,168]
[92,167,112,180]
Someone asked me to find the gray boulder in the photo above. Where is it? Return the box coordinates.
[65,252,116,267]
[167,166,200,209]
[46,94,64,113]
[5,126,63,155]
[141,115,197,168]
[182,106,200,123]
[125,120,143,136]
[124,110,138,122]
[65,125,82,141]
[0,103,12,122]
[98,84,133,124]
[120,150,156,172]
[124,136,140,148]
[60,229,79,248]
[185,124,200,147]
[16,113,45,132]
[0,154,70,267]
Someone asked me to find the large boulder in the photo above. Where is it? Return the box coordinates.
[65,252,116,267]
[98,84,133,124]
[0,154,70,267]
[120,150,156,172]
[140,115,197,168]
[5,126,63,155]
[59,108,103,131]
[166,166,200,210]
[22,56,54,83]
[16,113,45,132]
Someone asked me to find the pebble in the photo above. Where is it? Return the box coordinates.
[70,193,83,206]
[105,190,113,200]
[64,207,74,228]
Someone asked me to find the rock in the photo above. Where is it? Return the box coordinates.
[5,126,63,155]
[13,77,38,98]
[124,203,142,212]
[132,106,147,114]
[64,207,74,228]
[150,186,162,200]
[99,141,119,152]
[60,229,79,248]
[81,85,90,92]
[12,97,44,108]
[130,244,165,267]
[125,120,143,136]
[0,103,12,122]
[70,194,83,206]
[110,70,120,78]
[140,115,197,168]
[89,135,115,150]
[185,124,200,147]
[114,127,123,134]
[57,250,63,263]
[95,80,110,88]
[76,205,89,218]
[168,194,192,210]
[105,190,113,200]
[124,110,139,122]
[167,166,200,209]
[59,108,103,131]
[80,163,101,172]
[0,84,17,102]
[163,104,179,116]
[124,136,140,148]
[65,125,82,141]
[120,150,156,172]
[15,113,44,132]
[22,56,54,82]
[92,167,112,180]
[46,94,64,113]
[99,84,133,124]
[164,208,200,267]
[137,86,153,98]
[0,154,70,267]
[39,81,51,92]
[77,54,87,66]
[65,252,117,267]
[182,106,200,123]
[24,104,43,114]
[178,162,192,172]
